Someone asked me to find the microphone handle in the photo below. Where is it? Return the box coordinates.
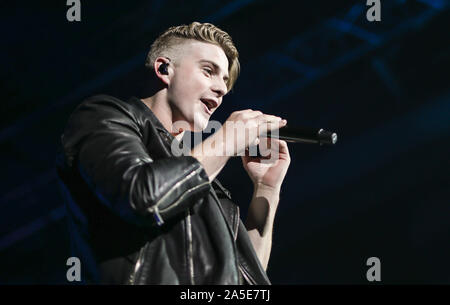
[266,125,338,145]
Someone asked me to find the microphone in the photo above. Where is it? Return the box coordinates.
[264,125,338,145]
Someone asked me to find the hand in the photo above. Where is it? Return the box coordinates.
[242,138,291,190]
[220,109,287,156]
[191,109,287,182]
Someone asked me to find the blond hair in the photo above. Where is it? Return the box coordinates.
[145,22,240,91]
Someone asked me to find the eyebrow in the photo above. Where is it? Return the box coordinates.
[199,59,229,81]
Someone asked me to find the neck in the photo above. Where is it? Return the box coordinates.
[140,91,185,139]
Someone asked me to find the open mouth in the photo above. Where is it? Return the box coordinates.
[200,99,215,115]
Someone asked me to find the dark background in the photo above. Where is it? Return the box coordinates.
[1,0,449,284]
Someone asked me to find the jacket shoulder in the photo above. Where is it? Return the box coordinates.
[58,95,143,168]
[74,94,136,116]
[66,94,141,129]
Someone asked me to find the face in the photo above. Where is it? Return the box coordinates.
[166,40,229,132]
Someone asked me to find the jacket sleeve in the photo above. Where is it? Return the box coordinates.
[61,96,211,227]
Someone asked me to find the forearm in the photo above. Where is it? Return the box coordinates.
[191,132,230,182]
[245,184,280,271]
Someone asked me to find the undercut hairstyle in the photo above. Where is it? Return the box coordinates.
[145,22,240,92]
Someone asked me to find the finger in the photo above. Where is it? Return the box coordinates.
[257,137,272,158]
[234,109,255,113]
[255,114,282,124]
[243,110,264,119]
[278,140,291,160]
[254,115,283,134]
[244,145,261,159]
[230,109,259,119]
[258,119,287,135]
[270,138,288,151]
[259,138,289,158]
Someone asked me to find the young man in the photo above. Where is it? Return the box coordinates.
[56,22,290,284]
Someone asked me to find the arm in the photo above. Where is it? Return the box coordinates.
[241,139,290,270]
[190,131,230,182]
[245,184,280,271]
[61,96,211,227]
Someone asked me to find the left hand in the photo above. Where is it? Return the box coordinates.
[242,138,291,190]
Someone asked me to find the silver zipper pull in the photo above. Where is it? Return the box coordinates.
[153,205,164,226]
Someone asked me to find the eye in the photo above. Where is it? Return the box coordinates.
[203,67,213,76]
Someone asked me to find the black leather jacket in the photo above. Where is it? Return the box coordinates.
[56,95,270,285]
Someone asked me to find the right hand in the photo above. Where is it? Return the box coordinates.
[218,109,287,156]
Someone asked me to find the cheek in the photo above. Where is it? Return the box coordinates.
[188,71,209,91]
[176,73,208,99]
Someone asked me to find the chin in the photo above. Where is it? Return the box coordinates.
[192,112,209,132]
[192,123,208,132]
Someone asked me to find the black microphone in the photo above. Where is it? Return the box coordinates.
[264,125,338,145]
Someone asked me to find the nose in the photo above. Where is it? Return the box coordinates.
[211,78,228,98]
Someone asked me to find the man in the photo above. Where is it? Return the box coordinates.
[56,22,290,284]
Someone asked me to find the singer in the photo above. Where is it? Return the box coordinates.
[56,22,290,284]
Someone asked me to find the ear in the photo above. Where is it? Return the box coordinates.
[153,57,172,86]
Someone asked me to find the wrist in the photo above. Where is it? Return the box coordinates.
[191,134,230,182]
[252,184,281,210]
[254,183,281,194]
[250,185,280,221]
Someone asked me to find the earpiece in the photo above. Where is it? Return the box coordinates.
[158,63,169,75]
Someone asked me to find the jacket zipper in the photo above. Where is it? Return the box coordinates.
[147,167,208,226]
[209,187,248,284]
[128,243,147,285]
[232,196,258,285]
[233,204,239,241]
[129,167,208,284]
[131,190,259,285]
[238,263,257,285]
[186,208,195,285]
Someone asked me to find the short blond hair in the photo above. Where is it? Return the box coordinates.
[145,22,240,91]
